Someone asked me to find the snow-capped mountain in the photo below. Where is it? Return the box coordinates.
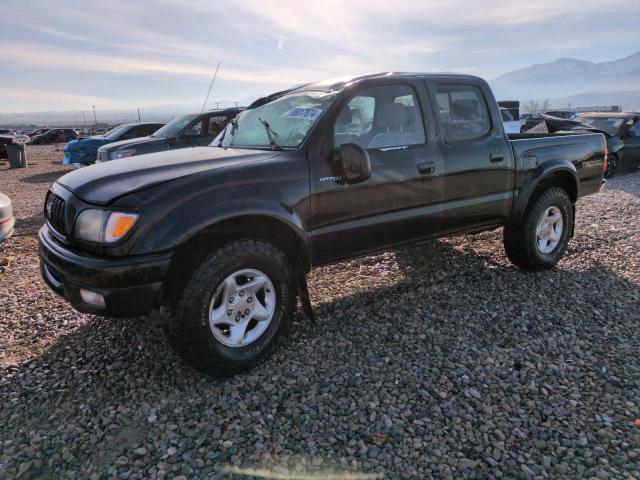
[490,51,640,102]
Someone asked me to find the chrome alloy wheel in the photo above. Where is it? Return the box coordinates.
[536,206,564,254]
[208,269,276,347]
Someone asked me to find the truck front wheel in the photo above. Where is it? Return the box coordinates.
[162,239,296,376]
[503,187,574,270]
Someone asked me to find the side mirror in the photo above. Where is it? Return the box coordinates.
[336,143,372,185]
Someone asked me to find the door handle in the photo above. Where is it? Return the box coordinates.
[417,162,435,175]
[490,154,505,163]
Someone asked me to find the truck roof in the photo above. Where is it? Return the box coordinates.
[297,72,482,91]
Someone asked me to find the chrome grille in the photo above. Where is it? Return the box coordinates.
[45,192,67,235]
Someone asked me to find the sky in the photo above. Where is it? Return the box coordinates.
[1,0,638,113]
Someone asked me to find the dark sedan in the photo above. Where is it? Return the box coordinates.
[96,108,242,162]
[575,112,640,177]
[30,128,78,145]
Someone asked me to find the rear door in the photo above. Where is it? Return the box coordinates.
[425,79,515,230]
[309,79,442,262]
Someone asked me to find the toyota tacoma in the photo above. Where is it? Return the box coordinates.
[39,73,606,375]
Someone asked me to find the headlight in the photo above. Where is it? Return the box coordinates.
[111,149,136,160]
[75,210,140,243]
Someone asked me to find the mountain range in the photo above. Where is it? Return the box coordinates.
[490,51,640,109]
[2,51,639,126]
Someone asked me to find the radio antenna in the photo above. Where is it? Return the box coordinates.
[202,61,222,112]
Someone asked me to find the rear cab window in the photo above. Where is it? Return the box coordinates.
[434,84,492,142]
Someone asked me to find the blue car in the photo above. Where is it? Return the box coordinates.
[63,122,164,166]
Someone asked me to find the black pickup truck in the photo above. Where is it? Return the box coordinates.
[39,73,606,375]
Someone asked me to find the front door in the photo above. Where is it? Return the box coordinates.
[309,81,441,263]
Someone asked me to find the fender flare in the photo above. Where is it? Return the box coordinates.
[153,198,313,268]
[512,160,579,222]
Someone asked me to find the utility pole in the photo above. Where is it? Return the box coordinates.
[215,102,220,109]
[137,108,141,122]
[82,112,86,127]
[234,101,238,107]
[75,114,78,128]
[92,105,97,125]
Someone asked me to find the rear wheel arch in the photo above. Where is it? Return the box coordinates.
[515,168,578,222]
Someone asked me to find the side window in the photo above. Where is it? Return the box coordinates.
[333,85,425,149]
[630,119,640,135]
[435,84,491,142]
[185,120,203,136]
[140,125,159,136]
[120,127,141,140]
[207,116,227,136]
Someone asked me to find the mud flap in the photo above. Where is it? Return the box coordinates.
[569,204,576,238]
[297,268,315,324]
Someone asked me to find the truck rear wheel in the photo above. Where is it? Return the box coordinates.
[503,187,573,270]
[162,239,296,376]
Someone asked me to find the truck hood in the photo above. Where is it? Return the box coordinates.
[57,146,282,205]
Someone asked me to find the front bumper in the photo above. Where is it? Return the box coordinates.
[38,225,172,317]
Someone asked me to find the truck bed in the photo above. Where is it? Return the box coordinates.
[508,131,606,201]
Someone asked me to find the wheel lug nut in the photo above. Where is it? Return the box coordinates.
[245,309,250,315]
[229,297,234,303]
[227,310,232,316]
[239,291,245,297]
[247,297,252,303]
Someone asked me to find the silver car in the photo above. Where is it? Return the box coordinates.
[0,192,15,242]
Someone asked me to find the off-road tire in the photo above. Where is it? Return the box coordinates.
[161,239,296,376]
[503,187,574,270]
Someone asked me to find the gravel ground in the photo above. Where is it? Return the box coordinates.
[1,148,639,479]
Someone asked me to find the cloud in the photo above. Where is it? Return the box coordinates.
[1,0,637,112]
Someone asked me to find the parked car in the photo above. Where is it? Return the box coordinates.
[63,122,164,166]
[96,108,242,162]
[544,110,576,120]
[500,107,525,134]
[522,111,577,132]
[30,128,78,145]
[0,192,15,243]
[39,72,606,375]
[26,128,50,137]
[575,112,640,177]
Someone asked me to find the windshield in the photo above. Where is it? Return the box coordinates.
[219,90,339,149]
[577,117,624,136]
[152,114,198,138]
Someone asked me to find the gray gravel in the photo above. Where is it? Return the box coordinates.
[1,152,639,479]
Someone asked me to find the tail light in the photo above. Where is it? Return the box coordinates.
[603,146,608,174]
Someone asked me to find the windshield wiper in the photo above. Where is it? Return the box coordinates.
[258,118,283,151]
[216,117,238,147]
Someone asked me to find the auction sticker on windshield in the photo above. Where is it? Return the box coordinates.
[284,107,323,120]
